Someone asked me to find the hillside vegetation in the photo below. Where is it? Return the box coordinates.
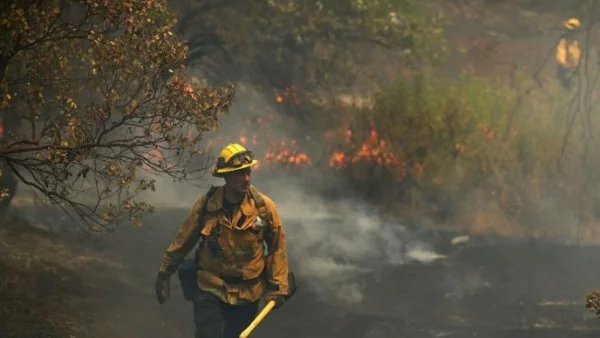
[260,0,600,242]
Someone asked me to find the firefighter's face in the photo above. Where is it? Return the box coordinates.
[224,168,251,193]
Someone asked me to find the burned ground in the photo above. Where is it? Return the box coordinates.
[1,205,600,338]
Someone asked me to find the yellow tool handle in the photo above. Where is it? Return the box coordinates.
[239,300,276,338]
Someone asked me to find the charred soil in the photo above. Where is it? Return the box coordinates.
[2,207,600,338]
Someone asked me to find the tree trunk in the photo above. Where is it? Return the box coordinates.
[0,99,20,215]
[0,159,17,214]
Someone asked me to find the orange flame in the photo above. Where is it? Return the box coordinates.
[220,101,404,177]
[329,151,346,169]
[264,140,312,167]
[275,85,300,105]
[232,124,404,178]
[326,127,404,176]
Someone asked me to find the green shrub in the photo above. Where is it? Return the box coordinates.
[333,71,598,233]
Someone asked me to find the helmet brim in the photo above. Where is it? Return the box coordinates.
[211,160,258,176]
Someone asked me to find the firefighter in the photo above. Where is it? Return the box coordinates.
[154,143,289,338]
[556,17,582,89]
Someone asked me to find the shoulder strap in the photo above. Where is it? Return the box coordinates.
[204,185,219,206]
[198,185,272,231]
[199,185,219,231]
[194,185,219,260]
[249,185,272,223]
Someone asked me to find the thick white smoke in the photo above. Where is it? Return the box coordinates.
[258,174,445,305]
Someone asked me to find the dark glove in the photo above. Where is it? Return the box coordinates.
[268,294,286,309]
[155,271,171,304]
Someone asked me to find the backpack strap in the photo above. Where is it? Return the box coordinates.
[249,185,272,223]
[199,185,219,230]
[194,185,219,264]
[196,185,272,248]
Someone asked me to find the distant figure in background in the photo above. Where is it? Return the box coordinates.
[154,143,290,338]
[556,17,581,89]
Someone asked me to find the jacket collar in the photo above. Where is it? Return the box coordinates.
[205,185,256,216]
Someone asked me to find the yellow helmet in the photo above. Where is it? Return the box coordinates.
[564,17,581,30]
[211,143,258,176]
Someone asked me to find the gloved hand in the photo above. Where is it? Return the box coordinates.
[268,294,286,309]
[155,271,171,304]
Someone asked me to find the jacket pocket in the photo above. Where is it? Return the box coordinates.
[241,252,265,280]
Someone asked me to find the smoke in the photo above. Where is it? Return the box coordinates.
[134,82,277,208]
[135,79,446,306]
[257,172,445,305]
[442,270,492,301]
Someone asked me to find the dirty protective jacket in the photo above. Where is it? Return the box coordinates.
[158,185,289,305]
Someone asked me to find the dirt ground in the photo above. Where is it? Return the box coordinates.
[2,204,600,338]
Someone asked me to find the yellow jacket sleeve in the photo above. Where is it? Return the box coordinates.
[556,38,567,66]
[158,195,205,275]
[262,195,289,297]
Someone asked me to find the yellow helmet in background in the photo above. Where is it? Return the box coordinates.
[564,17,581,30]
[211,143,258,176]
